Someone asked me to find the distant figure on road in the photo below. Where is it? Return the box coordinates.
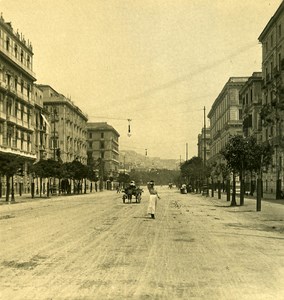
[126,180,136,201]
[147,180,160,219]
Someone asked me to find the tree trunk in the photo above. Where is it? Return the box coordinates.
[11,176,15,202]
[240,170,244,206]
[6,175,10,202]
[211,178,214,197]
[231,173,237,206]
[226,179,230,202]
[31,181,35,198]
[256,177,262,212]
[218,180,221,199]
[40,177,42,197]
[47,179,50,198]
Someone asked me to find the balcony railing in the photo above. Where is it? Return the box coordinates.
[0,144,36,159]
[0,44,36,78]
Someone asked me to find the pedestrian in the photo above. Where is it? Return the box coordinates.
[147,180,160,219]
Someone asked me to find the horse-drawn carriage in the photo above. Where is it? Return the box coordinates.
[122,186,143,203]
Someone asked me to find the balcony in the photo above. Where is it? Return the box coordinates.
[0,144,36,159]
[0,44,36,79]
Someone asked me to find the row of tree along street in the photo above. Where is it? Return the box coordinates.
[0,154,100,202]
[1,135,272,210]
[0,152,181,203]
[180,135,273,211]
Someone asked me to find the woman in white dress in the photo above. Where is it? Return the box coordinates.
[147,180,160,219]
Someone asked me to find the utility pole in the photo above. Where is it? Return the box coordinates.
[53,108,57,160]
[52,107,57,195]
[203,106,208,196]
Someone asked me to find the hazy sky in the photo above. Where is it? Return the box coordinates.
[0,0,282,159]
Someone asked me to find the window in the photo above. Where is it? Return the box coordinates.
[27,134,31,152]
[27,84,30,99]
[6,37,9,51]
[101,151,105,159]
[21,80,24,93]
[21,132,24,150]
[89,142,92,148]
[100,141,104,149]
[27,56,30,68]
[27,108,30,124]
[20,50,24,63]
[6,74,11,86]
[101,132,104,138]
[89,132,92,139]
[14,44,18,58]
[239,109,242,120]
[21,104,24,120]
[14,102,18,117]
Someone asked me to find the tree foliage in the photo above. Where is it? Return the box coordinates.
[0,153,24,177]
[180,157,203,181]
[220,135,273,175]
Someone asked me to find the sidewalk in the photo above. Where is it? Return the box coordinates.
[205,191,284,225]
[0,191,102,206]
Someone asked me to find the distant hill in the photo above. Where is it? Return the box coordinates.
[119,150,180,171]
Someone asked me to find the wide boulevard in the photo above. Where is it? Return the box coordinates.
[0,187,283,300]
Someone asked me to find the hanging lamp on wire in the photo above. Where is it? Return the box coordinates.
[127,119,132,137]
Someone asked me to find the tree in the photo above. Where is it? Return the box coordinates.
[0,153,25,202]
[220,135,273,207]
[180,156,203,192]
[117,172,130,188]
[64,160,88,194]
[31,159,62,197]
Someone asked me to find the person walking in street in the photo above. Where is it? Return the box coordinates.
[147,180,160,219]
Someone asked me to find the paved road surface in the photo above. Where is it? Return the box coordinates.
[0,187,283,299]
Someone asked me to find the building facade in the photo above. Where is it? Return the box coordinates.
[240,72,263,142]
[258,1,284,197]
[0,14,41,195]
[208,77,249,163]
[87,122,119,180]
[197,128,210,162]
[37,85,88,164]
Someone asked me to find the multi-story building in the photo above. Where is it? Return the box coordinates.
[197,128,210,162]
[87,122,120,180]
[239,72,263,193]
[208,77,249,163]
[258,1,284,198]
[33,85,51,161]
[0,14,39,195]
[37,84,88,164]
[240,72,263,142]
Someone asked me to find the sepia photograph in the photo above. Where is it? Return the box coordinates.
[0,0,284,299]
